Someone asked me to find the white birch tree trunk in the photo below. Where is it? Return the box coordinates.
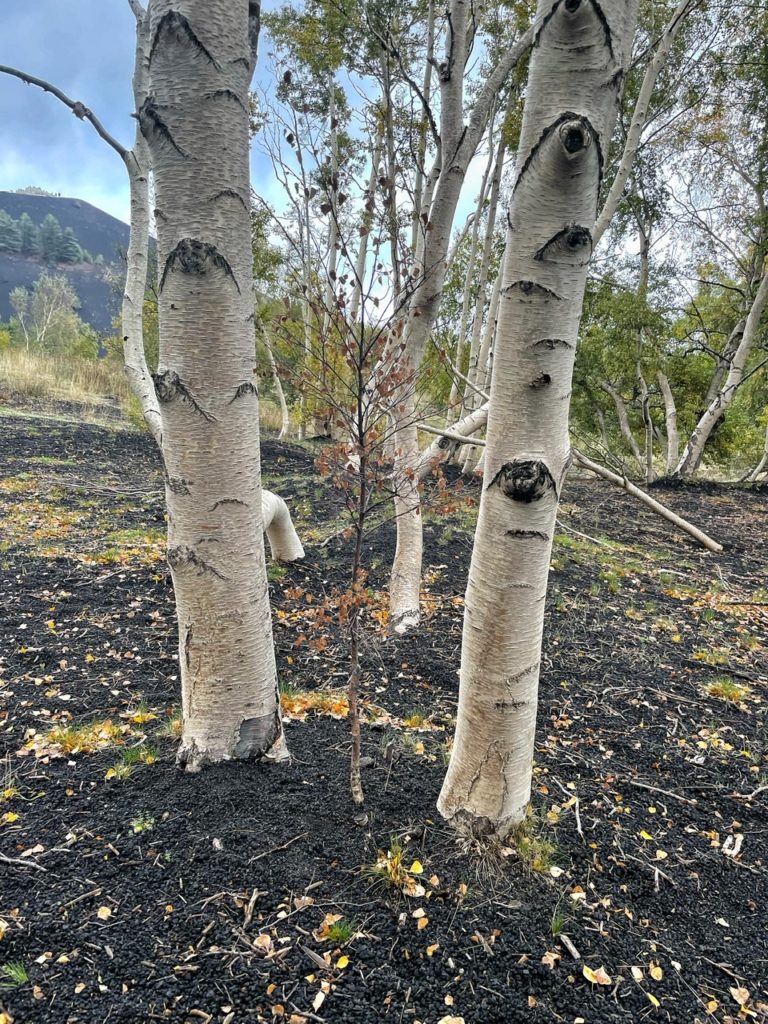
[657,370,678,474]
[592,0,694,248]
[261,327,290,439]
[438,0,638,836]
[142,0,285,769]
[122,8,162,444]
[600,379,642,466]
[386,12,533,633]
[744,419,768,481]
[674,269,768,477]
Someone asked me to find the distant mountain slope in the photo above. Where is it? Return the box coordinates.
[0,191,131,334]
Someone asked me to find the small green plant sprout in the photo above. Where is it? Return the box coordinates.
[706,677,750,704]
[550,895,569,936]
[131,811,156,834]
[401,709,430,729]
[508,808,557,874]
[1,756,20,802]
[267,562,287,582]
[156,709,182,739]
[106,744,158,780]
[326,917,354,945]
[366,837,426,896]
[0,960,28,990]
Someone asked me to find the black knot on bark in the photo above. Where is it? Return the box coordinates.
[566,225,591,249]
[560,122,589,153]
[488,460,557,502]
[565,0,582,10]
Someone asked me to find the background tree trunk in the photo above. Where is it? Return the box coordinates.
[438,0,638,836]
[142,0,285,769]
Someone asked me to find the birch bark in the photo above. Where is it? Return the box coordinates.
[387,10,533,631]
[142,0,285,768]
[657,370,678,473]
[438,0,638,835]
[674,269,768,477]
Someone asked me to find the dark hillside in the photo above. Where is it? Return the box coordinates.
[0,191,134,333]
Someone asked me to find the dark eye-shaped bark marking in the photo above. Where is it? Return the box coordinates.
[160,238,241,294]
[208,188,249,211]
[531,337,574,351]
[209,498,247,511]
[503,280,562,302]
[529,373,552,389]
[204,89,248,113]
[166,474,191,495]
[487,460,557,502]
[534,224,592,264]
[513,112,603,196]
[149,11,221,71]
[168,545,228,580]
[535,0,614,60]
[138,98,188,157]
[153,369,216,422]
[506,528,550,541]
[228,381,259,404]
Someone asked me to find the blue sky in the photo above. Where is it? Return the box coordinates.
[0,0,283,224]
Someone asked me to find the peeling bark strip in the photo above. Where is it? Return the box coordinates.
[153,369,216,422]
[438,0,638,836]
[146,0,286,769]
[160,238,241,294]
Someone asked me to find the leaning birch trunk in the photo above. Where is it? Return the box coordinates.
[417,402,489,481]
[262,490,305,561]
[657,370,679,473]
[591,0,694,248]
[438,0,638,835]
[141,0,285,769]
[674,269,768,477]
[744,418,768,481]
[600,379,643,466]
[572,450,723,552]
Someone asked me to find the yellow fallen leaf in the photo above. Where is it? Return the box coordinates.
[429,874,440,886]
[2,813,18,824]
[409,860,424,874]
[267,983,277,996]
[706,999,719,1012]
[650,965,663,981]
[647,993,660,1008]
[74,982,86,994]
[96,906,112,921]
[631,966,644,982]
[730,986,751,1008]
[336,955,349,969]
[313,991,325,1011]
[655,849,668,860]
[639,830,653,841]
[417,917,429,930]
[444,994,454,1006]
[437,1017,465,1024]
[412,907,426,918]
[426,943,439,957]
[583,965,612,986]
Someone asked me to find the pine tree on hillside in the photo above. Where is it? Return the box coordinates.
[0,211,22,253]
[58,226,83,263]
[38,213,63,263]
[18,213,40,256]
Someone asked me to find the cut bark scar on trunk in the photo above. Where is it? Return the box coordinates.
[572,449,723,553]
